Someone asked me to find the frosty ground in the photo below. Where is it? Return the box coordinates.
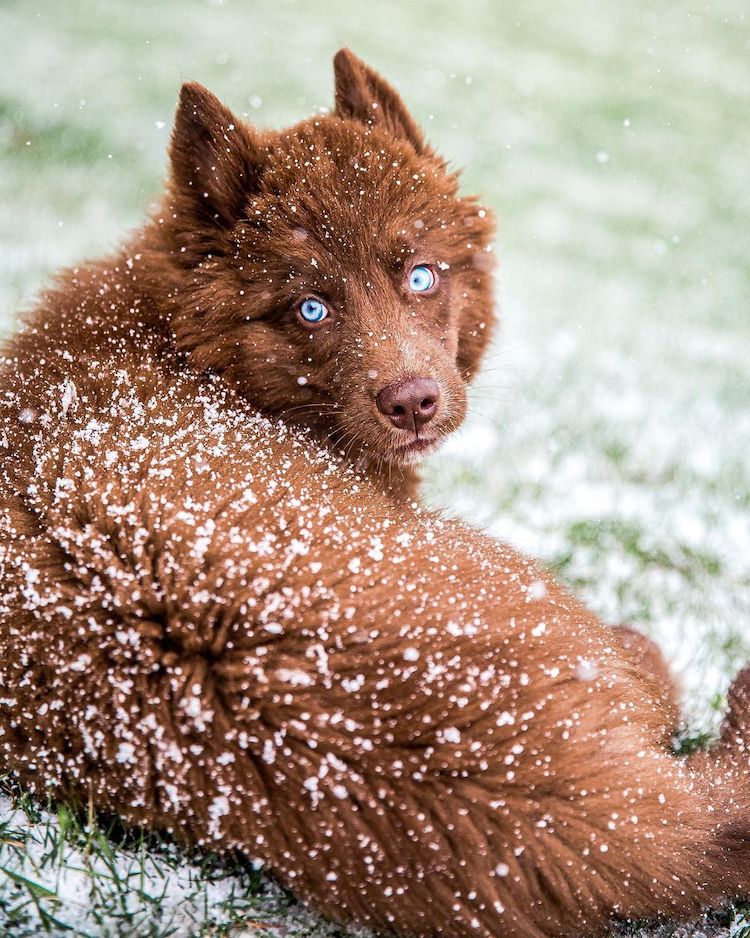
[0,0,748,935]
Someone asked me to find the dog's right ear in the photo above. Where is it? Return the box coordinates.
[169,82,262,229]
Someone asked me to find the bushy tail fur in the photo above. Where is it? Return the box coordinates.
[689,666,750,893]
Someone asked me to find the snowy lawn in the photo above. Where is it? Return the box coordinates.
[1,0,748,934]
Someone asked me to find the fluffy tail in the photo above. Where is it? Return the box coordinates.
[689,666,750,894]
[613,623,750,900]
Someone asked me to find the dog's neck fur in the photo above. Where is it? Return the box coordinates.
[281,406,423,502]
[355,456,421,504]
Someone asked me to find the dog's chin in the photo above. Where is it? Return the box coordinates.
[381,436,443,467]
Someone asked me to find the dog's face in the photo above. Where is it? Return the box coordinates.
[165,49,495,468]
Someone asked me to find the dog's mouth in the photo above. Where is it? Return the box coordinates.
[385,434,442,465]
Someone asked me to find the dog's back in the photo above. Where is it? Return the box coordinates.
[2,342,750,936]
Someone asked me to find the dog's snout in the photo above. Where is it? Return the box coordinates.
[375,377,441,432]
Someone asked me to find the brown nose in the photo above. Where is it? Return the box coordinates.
[375,377,441,432]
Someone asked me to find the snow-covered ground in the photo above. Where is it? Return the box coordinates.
[0,792,371,936]
[1,0,748,934]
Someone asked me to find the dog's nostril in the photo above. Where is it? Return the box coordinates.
[375,377,441,432]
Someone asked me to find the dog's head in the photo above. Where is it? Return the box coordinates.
[163,49,496,467]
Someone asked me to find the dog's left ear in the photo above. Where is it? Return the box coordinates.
[333,48,428,154]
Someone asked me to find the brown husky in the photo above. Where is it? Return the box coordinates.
[0,49,748,937]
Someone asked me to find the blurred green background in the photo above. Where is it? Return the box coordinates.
[1,2,749,933]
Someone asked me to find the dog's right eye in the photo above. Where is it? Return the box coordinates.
[298,297,329,326]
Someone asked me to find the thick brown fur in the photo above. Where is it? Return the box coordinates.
[1,50,749,938]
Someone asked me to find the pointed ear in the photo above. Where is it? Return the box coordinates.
[169,81,262,228]
[333,48,427,153]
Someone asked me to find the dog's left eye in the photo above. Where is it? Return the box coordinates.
[298,297,329,325]
[409,265,437,293]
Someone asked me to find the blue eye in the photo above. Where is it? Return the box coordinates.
[409,265,436,293]
[298,297,328,325]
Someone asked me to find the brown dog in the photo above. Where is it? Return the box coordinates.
[1,50,749,937]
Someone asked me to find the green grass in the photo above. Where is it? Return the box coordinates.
[0,779,358,937]
[1,0,749,934]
